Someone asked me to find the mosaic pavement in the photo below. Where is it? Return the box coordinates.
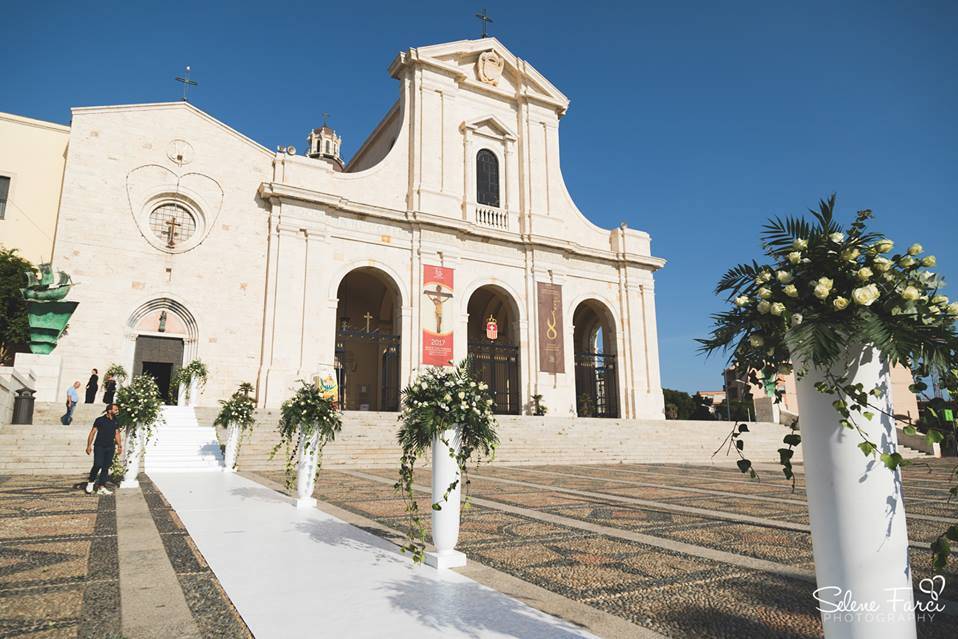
[0,475,250,639]
[0,476,119,639]
[257,459,958,639]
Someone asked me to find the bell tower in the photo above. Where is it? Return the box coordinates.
[306,113,344,171]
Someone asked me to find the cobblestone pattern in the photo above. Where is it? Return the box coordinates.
[261,459,958,639]
[0,475,120,639]
[138,475,252,639]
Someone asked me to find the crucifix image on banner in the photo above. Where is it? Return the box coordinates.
[422,265,454,366]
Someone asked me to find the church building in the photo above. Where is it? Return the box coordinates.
[46,37,666,418]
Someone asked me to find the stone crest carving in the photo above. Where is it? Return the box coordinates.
[476,50,504,85]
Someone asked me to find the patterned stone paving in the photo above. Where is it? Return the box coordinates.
[0,475,250,639]
[258,459,958,639]
[138,475,251,639]
[0,476,119,639]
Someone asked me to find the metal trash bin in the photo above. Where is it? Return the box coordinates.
[12,389,36,425]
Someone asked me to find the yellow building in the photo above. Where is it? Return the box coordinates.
[0,112,71,263]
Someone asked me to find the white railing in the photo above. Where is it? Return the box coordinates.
[475,206,509,230]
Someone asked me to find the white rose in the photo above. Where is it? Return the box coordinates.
[817,277,834,289]
[758,287,772,299]
[784,284,799,298]
[947,302,958,316]
[776,270,793,283]
[874,239,894,253]
[922,255,936,267]
[840,248,860,262]
[901,286,920,301]
[757,301,771,314]
[832,296,849,310]
[813,284,831,300]
[770,302,785,316]
[793,238,808,250]
[787,251,802,264]
[907,243,923,255]
[734,295,750,307]
[856,267,873,281]
[757,271,772,283]
[749,335,765,347]
[791,313,804,326]
[829,232,845,243]
[873,257,892,272]
[900,256,916,267]
[931,295,948,306]
[851,284,880,306]
[457,391,465,399]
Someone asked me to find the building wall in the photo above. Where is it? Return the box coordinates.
[50,103,274,404]
[0,112,70,262]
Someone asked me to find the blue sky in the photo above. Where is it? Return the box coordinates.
[3,1,956,393]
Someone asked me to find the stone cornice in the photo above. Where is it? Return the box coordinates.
[258,182,666,271]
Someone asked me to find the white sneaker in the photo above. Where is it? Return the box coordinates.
[85,482,94,494]
[96,486,113,495]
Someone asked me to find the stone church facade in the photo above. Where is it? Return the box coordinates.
[50,37,666,418]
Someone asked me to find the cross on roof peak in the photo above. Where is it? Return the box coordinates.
[174,65,198,102]
[475,8,493,38]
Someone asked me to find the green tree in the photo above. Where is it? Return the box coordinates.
[0,248,35,365]
[663,388,700,420]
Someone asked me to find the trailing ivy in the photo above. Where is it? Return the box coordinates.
[395,360,499,564]
[270,380,342,489]
[215,382,257,459]
[700,195,958,567]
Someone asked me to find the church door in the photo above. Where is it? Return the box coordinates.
[133,335,184,405]
[466,286,520,415]
[335,268,402,412]
[572,301,619,418]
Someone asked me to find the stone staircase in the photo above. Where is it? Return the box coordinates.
[235,413,816,473]
[144,405,224,472]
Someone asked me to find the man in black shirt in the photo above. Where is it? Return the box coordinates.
[85,403,123,495]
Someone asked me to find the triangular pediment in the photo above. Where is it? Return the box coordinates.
[391,38,570,115]
[460,114,517,140]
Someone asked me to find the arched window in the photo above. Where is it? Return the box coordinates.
[476,149,500,207]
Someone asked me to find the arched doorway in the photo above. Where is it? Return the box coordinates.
[335,268,402,411]
[573,300,619,418]
[467,285,520,415]
[128,299,198,405]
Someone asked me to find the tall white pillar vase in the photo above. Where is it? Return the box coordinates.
[177,383,188,407]
[120,430,145,489]
[796,346,916,639]
[425,427,467,569]
[295,431,320,509]
[223,423,241,472]
[188,379,199,407]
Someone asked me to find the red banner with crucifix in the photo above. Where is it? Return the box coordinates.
[422,265,454,366]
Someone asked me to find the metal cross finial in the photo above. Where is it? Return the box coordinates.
[475,8,493,38]
[322,112,330,127]
[175,66,198,102]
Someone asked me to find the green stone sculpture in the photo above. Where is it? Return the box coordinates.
[21,263,78,354]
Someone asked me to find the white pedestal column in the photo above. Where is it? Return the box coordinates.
[223,423,241,472]
[425,427,467,569]
[12,352,62,402]
[796,346,916,639]
[295,432,320,509]
[188,379,199,407]
[120,430,145,489]
[177,383,187,407]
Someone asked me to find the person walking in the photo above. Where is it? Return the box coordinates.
[102,374,117,404]
[85,403,122,495]
[85,369,99,404]
[61,381,81,425]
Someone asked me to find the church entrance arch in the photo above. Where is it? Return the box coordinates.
[128,299,198,405]
[467,285,520,415]
[334,268,402,411]
[572,300,619,418]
